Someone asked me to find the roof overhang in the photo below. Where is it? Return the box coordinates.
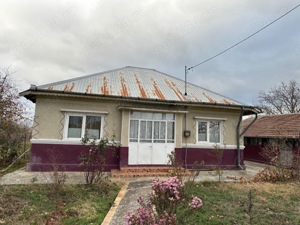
[20,88,261,116]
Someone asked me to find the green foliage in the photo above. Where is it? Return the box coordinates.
[181,182,300,225]
[0,182,120,225]
[126,177,203,225]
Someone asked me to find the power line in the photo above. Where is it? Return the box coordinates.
[188,3,300,70]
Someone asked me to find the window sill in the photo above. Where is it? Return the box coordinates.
[31,139,120,145]
[185,143,245,149]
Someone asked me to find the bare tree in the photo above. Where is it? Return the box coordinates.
[0,67,24,164]
[258,80,300,114]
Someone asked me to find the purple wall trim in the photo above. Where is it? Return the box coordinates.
[244,145,267,163]
[175,147,243,170]
[28,143,120,172]
[119,146,129,168]
[28,143,244,171]
[244,145,300,164]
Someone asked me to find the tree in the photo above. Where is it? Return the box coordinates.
[0,67,24,164]
[258,80,300,114]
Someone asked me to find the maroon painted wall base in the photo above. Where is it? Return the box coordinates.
[244,145,300,164]
[244,145,267,163]
[119,146,129,168]
[175,147,244,170]
[28,143,244,171]
[28,143,120,172]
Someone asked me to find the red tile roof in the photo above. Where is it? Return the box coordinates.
[243,114,300,138]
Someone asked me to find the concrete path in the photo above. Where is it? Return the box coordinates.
[0,161,268,224]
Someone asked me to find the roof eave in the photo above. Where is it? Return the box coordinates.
[20,88,260,115]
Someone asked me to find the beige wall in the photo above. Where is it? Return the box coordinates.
[183,107,242,146]
[33,96,122,141]
[120,110,130,146]
[33,95,243,146]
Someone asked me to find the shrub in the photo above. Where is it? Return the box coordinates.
[125,176,203,225]
[80,134,119,185]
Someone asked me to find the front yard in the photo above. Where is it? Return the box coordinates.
[0,182,120,225]
[0,176,299,225]
[180,181,300,225]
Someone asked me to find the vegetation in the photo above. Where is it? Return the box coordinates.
[125,176,203,225]
[0,67,31,170]
[125,176,300,225]
[0,182,120,225]
[181,181,300,225]
[257,80,300,114]
[80,134,119,185]
[259,136,300,182]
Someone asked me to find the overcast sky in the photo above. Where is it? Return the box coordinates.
[1,0,300,113]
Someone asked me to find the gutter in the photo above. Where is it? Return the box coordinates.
[20,88,259,115]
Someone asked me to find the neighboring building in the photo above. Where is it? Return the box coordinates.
[243,114,300,164]
[21,66,259,171]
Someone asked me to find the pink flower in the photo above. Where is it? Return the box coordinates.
[189,196,203,210]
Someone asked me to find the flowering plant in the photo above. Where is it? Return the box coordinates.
[125,177,203,225]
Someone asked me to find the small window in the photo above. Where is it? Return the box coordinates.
[65,114,102,139]
[85,115,102,139]
[68,116,83,138]
[197,120,221,144]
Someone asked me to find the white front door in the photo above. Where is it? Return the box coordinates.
[128,111,175,165]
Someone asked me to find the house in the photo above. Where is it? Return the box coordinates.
[20,66,259,171]
[243,114,300,164]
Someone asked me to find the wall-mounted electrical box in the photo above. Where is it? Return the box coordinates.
[183,130,191,137]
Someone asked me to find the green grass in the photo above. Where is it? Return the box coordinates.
[0,181,121,225]
[180,181,300,225]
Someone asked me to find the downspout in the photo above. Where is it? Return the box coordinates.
[237,107,244,169]
[184,107,188,170]
[237,107,259,169]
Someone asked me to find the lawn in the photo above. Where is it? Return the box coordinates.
[0,181,120,225]
[1,179,299,225]
[181,181,300,225]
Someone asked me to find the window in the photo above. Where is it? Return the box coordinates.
[129,111,175,143]
[197,120,221,144]
[65,114,102,139]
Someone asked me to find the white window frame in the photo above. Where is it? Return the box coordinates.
[129,111,175,144]
[63,113,104,140]
[196,119,223,145]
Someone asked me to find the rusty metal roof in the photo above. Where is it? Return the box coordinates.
[36,66,242,105]
[243,114,300,138]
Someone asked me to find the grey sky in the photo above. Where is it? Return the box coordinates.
[1,0,300,112]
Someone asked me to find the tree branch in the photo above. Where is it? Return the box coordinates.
[0,149,30,174]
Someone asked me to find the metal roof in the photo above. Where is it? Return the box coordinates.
[36,66,242,105]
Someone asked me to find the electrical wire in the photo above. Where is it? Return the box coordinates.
[188,3,300,70]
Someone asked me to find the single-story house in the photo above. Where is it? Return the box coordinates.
[243,114,300,164]
[21,66,260,171]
